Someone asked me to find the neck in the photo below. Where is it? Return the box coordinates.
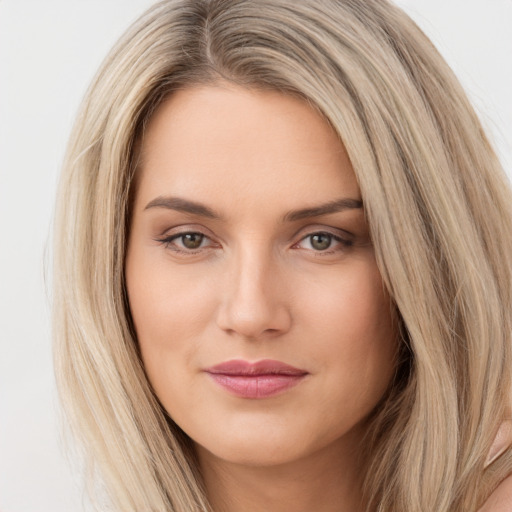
[196,432,366,512]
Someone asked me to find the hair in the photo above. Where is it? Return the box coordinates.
[53,0,512,510]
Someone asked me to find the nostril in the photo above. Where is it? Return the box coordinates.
[215,295,292,339]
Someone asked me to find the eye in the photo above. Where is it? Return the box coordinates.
[308,233,333,251]
[177,232,206,250]
[296,231,352,253]
[157,231,215,253]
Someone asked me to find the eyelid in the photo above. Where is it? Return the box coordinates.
[155,225,220,253]
[156,223,216,238]
[155,224,356,255]
[292,224,355,243]
[295,233,351,248]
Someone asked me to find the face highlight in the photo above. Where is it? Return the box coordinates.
[125,84,397,469]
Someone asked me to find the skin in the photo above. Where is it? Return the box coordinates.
[480,420,512,511]
[480,476,512,512]
[125,83,399,512]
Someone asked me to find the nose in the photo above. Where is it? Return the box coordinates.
[215,246,292,340]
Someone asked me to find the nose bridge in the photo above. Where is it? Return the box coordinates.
[235,240,270,296]
[216,238,290,338]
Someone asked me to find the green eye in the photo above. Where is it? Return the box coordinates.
[295,231,353,254]
[180,233,204,249]
[157,230,215,254]
[309,233,332,251]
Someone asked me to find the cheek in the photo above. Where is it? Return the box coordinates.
[298,258,397,402]
[300,256,394,338]
[124,244,218,386]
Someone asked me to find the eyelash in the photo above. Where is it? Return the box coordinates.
[158,232,216,254]
[293,232,353,255]
[156,230,353,256]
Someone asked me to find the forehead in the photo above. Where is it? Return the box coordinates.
[135,83,361,214]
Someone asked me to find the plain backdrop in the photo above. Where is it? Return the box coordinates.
[0,1,511,511]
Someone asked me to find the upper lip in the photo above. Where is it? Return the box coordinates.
[205,359,308,376]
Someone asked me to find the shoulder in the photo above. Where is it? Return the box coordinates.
[478,475,512,511]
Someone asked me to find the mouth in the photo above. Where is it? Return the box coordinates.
[204,359,309,399]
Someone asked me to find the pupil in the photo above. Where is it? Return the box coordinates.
[311,233,331,250]
[182,233,203,249]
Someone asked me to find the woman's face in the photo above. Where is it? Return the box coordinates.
[126,84,397,467]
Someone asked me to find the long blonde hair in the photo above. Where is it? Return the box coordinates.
[53,0,512,510]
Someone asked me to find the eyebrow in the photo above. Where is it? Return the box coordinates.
[144,195,363,221]
[144,196,221,219]
[283,197,363,222]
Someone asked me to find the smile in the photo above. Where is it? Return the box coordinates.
[204,359,309,399]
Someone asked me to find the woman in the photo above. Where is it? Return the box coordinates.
[53,0,512,510]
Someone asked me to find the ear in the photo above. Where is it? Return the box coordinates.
[486,421,512,468]
[479,420,512,512]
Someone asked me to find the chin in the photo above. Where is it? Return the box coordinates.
[195,437,308,468]
[191,413,358,470]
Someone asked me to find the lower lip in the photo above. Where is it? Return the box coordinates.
[206,373,306,398]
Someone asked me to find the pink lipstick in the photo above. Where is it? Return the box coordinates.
[204,359,308,399]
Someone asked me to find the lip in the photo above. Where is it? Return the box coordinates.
[204,359,308,399]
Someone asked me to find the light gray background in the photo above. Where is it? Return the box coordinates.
[0,1,511,511]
